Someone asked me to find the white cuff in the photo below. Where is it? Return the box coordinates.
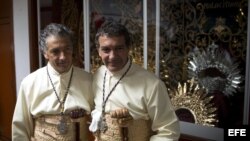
[89,109,102,132]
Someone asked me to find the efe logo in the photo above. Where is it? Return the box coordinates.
[228,129,246,136]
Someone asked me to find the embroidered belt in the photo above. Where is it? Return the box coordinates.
[32,113,89,141]
[96,114,155,141]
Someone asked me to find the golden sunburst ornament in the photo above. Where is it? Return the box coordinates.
[169,79,218,126]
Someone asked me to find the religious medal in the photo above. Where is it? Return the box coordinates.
[57,115,68,134]
[99,116,108,133]
[47,67,74,135]
[100,60,132,133]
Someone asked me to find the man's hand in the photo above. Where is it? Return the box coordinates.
[110,108,133,127]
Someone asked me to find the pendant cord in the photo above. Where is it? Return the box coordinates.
[47,66,74,114]
[102,59,132,115]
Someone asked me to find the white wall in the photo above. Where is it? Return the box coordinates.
[13,0,30,94]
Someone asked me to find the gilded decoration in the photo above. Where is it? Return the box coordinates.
[60,0,247,83]
[159,0,247,127]
[159,0,247,88]
[168,78,218,126]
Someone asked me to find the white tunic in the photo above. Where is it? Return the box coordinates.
[12,63,93,141]
[91,60,180,141]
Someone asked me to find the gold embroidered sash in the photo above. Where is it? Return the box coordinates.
[95,114,155,141]
[32,115,88,141]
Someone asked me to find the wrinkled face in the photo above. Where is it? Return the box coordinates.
[44,35,73,74]
[97,35,129,73]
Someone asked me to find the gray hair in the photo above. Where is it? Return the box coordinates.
[39,23,75,53]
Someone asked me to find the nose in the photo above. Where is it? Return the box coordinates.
[109,50,117,59]
[59,51,66,60]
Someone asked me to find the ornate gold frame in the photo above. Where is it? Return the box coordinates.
[169,79,218,126]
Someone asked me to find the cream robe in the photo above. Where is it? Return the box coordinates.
[92,60,180,141]
[12,63,93,141]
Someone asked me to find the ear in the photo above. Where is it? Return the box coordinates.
[97,47,101,56]
[43,52,49,60]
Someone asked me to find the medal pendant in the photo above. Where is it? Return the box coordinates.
[57,116,68,134]
[99,116,108,133]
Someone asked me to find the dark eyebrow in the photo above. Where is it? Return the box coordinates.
[100,44,125,49]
